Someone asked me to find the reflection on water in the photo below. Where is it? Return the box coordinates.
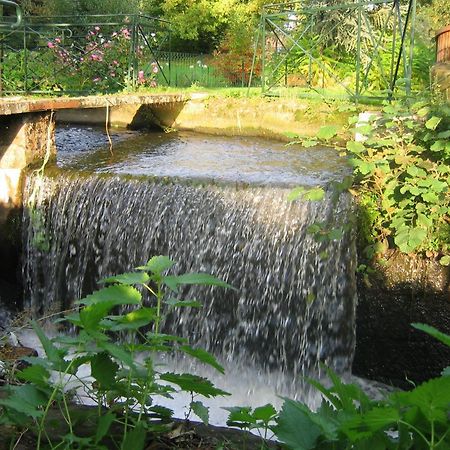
[56,125,349,187]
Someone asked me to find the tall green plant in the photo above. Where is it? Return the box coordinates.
[0,256,233,449]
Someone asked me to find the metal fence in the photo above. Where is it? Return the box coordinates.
[251,0,420,101]
[0,8,257,95]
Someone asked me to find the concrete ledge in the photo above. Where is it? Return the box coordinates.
[0,93,189,116]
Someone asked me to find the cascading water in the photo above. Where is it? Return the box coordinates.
[22,128,357,413]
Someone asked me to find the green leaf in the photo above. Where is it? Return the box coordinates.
[430,140,445,152]
[100,271,150,285]
[31,320,67,368]
[316,125,338,141]
[287,186,305,202]
[95,412,116,444]
[99,342,135,367]
[179,345,225,374]
[393,376,450,423]
[301,139,318,148]
[121,422,146,450]
[303,187,325,201]
[417,213,432,229]
[355,124,373,136]
[394,227,427,253]
[425,116,442,130]
[0,384,48,418]
[17,364,50,388]
[346,141,366,154]
[191,400,209,425]
[159,373,230,398]
[164,298,202,308]
[76,285,141,306]
[224,406,255,427]
[412,323,450,347]
[91,353,118,388]
[437,130,450,139]
[108,307,157,331]
[342,406,399,440]
[80,301,117,331]
[416,106,430,117]
[162,273,234,292]
[136,255,175,274]
[422,191,439,203]
[439,255,450,266]
[275,399,322,450]
[253,404,277,423]
[146,332,188,344]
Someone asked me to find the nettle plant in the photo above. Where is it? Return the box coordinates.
[0,256,232,449]
[272,323,450,450]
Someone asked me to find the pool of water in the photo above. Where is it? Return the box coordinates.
[55,125,349,186]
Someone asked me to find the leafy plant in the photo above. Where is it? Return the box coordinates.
[272,323,450,450]
[224,404,277,447]
[345,101,450,257]
[0,256,232,449]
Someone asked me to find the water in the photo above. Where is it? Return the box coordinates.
[55,126,349,186]
[21,127,356,420]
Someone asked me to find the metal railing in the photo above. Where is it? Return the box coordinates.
[0,12,258,96]
[251,0,420,101]
[0,14,172,95]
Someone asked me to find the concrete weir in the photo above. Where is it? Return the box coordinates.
[0,93,188,296]
[0,93,188,208]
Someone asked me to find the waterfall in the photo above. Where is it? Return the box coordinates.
[22,171,356,387]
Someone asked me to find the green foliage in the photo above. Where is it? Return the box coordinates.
[270,324,450,450]
[346,102,450,255]
[0,256,231,448]
[224,403,277,442]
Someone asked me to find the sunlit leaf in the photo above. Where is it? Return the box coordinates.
[425,116,442,130]
[100,272,150,285]
[317,125,338,141]
[76,285,141,306]
[136,255,175,274]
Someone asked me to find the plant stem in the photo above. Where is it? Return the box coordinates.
[37,358,76,450]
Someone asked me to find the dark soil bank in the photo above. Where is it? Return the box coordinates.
[353,252,450,388]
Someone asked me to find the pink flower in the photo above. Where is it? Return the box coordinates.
[93,77,101,82]
[152,65,158,74]
[54,37,61,44]
[150,80,157,88]
[112,60,119,66]
[138,70,145,83]
[94,26,100,32]
[47,41,55,48]
[90,52,103,62]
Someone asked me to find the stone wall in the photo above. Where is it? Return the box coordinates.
[0,111,56,311]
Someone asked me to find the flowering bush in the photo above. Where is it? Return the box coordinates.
[45,25,158,92]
